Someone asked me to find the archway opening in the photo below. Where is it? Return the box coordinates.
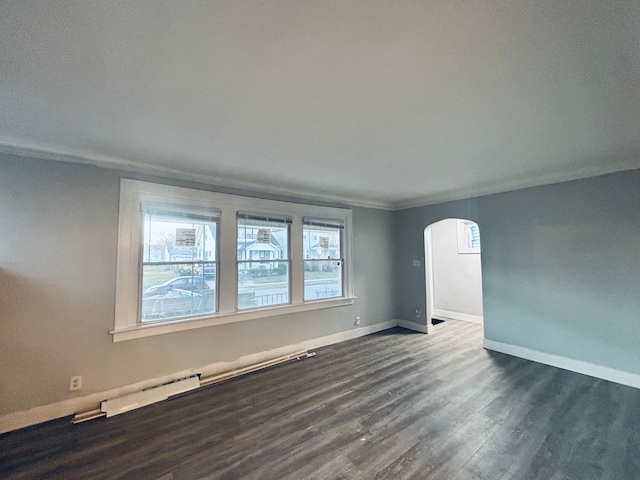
[424,218,484,333]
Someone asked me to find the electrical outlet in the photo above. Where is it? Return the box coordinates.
[355,316,361,326]
[415,308,420,319]
[69,375,83,391]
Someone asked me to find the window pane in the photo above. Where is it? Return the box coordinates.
[143,213,217,263]
[467,223,480,249]
[303,225,341,259]
[237,217,290,309]
[141,264,216,322]
[304,260,342,300]
[238,261,289,309]
[237,218,289,260]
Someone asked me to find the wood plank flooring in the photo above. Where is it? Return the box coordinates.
[2,319,640,479]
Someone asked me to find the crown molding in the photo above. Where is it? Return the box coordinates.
[392,159,640,211]
[0,142,395,211]
[3,142,637,213]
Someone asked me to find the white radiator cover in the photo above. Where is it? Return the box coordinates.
[100,375,200,417]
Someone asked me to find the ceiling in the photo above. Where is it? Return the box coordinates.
[1,1,639,209]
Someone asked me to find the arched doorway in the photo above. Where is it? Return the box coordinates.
[424,218,484,332]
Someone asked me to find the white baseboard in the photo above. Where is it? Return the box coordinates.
[483,339,640,390]
[0,320,397,434]
[300,320,398,350]
[397,319,433,334]
[433,309,483,324]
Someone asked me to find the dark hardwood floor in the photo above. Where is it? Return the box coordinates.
[2,319,640,479]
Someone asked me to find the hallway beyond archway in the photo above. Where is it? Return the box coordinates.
[424,218,484,333]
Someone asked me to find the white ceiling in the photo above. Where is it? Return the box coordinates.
[1,1,639,209]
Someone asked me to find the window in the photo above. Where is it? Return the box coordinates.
[303,219,343,300]
[237,214,291,309]
[113,180,354,341]
[141,204,218,322]
[457,220,481,253]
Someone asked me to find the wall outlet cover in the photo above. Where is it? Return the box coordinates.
[69,375,83,391]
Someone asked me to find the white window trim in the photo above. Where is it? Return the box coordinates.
[456,219,481,254]
[112,179,354,342]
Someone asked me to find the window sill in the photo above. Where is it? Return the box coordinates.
[110,296,356,342]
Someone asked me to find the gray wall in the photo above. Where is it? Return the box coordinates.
[430,219,483,318]
[0,155,395,415]
[395,170,640,375]
[3,153,639,417]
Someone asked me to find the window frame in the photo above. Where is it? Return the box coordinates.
[112,179,354,342]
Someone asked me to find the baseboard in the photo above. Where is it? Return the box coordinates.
[483,339,640,390]
[433,309,483,324]
[299,320,398,350]
[0,320,397,434]
[397,319,433,334]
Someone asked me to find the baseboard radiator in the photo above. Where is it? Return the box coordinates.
[72,350,314,424]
